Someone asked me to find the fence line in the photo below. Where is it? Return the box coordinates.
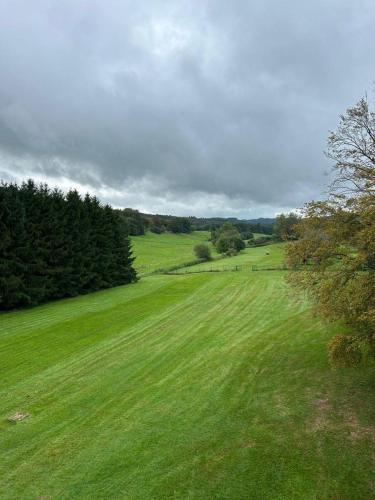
[164,264,288,275]
[136,255,228,276]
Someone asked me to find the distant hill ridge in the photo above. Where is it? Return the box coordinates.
[136,212,276,226]
[189,216,276,225]
[117,208,275,236]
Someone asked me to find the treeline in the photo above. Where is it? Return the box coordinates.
[116,209,193,236]
[192,217,274,234]
[0,180,136,310]
[117,208,274,237]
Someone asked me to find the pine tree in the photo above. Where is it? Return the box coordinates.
[0,183,29,308]
[0,181,136,310]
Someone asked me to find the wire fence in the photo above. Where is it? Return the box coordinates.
[164,263,288,275]
[135,259,202,276]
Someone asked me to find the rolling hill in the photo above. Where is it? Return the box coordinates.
[1,234,374,499]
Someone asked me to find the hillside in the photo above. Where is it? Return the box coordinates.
[131,231,217,274]
[131,231,276,276]
[1,237,374,499]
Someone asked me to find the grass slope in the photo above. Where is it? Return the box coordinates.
[131,231,217,274]
[1,241,374,499]
[175,242,286,273]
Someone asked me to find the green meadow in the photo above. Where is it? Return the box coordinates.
[173,242,286,273]
[131,231,217,274]
[1,233,374,499]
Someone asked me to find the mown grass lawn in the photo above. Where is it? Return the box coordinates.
[1,237,374,499]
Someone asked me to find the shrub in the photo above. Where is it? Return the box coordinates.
[194,244,212,261]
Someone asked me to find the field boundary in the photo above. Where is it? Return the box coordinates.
[137,255,228,276]
[163,263,288,275]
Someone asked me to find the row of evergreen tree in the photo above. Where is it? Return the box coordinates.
[0,180,136,310]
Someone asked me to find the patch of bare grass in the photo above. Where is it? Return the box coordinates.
[7,411,30,423]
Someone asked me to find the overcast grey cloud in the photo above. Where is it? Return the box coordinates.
[0,0,374,217]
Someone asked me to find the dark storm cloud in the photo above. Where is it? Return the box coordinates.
[0,0,374,215]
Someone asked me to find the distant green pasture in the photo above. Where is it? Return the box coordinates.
[131,231,217,274]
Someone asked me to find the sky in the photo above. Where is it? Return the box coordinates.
[0,0,375,218]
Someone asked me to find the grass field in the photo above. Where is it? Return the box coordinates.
[1,235,374,499]
[174,243,286,273]
[131,231,217,274]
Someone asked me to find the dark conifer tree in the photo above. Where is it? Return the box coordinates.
[0,180,136,310]
[111,209,136,285]
[0,183,29,308]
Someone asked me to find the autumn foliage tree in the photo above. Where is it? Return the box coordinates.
[286,97,375,366]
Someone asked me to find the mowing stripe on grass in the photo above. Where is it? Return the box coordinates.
[1,270,374,499]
